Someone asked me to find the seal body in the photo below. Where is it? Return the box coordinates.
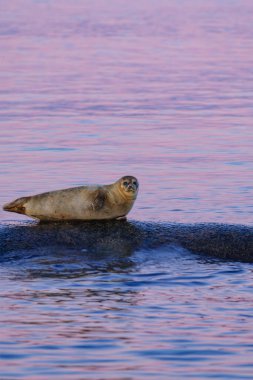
[3,176,139,221]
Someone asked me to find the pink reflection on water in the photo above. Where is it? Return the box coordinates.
[1,269,253,379]
[1,0,253,224]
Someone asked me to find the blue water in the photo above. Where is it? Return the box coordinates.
[1,0,253,378]
[1,228,253,379]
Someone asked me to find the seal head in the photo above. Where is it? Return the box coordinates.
[117,176,139,201]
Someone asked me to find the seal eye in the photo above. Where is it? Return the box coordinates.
[133,181,137,187]
[123,181,128,187]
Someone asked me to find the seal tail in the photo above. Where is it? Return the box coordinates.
[3,197,29,214]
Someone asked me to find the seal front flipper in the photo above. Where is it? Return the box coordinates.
[92,188,107,211]
[3,196,30,215]
[116,216,127,221]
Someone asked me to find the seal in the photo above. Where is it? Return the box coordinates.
[3,176,139,221]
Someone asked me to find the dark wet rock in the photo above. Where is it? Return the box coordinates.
[1,220,253,263]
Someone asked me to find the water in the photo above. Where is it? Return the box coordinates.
[1,0,253,378]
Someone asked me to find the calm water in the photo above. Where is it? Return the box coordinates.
[1,0,253,378]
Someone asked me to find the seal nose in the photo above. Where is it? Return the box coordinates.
[128,184,134,191]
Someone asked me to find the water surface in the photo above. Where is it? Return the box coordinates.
[1,0,253,378]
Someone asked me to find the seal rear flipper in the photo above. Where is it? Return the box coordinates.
[3,197,29,215]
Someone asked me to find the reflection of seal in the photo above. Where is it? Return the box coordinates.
[3,176,139,221]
